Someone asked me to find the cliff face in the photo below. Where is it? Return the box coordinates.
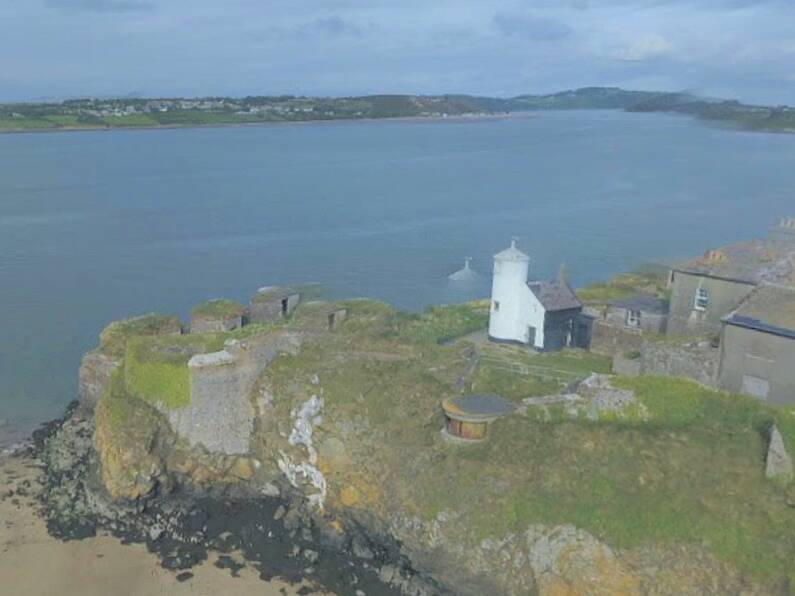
[82,300,794,595]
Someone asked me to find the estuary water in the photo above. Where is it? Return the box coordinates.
[1,110,794,443]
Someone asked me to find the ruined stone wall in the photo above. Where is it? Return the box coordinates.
[249,293,300,324]
[163,332,302,455]
[639,340,719,386]
[189,315,243,334]
[612,353,642,376]
[590,320,643,356]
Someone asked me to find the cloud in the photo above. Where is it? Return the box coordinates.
[45,0,154,13]
[493,11,572,42]
[613,34,674,61]
[297,15,366,38]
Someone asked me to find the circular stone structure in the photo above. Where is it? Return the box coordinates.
[441,394,516,442]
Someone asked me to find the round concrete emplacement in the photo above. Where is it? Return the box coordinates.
[442,394,516,424]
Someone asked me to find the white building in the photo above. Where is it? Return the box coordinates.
[488,239,583,351]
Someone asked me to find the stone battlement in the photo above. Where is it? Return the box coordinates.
[164,332,302,455]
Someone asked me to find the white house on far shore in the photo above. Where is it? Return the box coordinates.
[488,239,584,352]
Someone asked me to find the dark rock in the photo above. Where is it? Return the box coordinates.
[352,536,375,560]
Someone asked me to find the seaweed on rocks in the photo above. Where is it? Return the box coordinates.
[33,404,445,596]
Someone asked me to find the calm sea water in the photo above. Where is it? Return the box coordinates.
[1,110,794,443]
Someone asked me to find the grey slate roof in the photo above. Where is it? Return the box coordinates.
[675,240,795,285]
[724,283,795,338]
[443,394,516,419]
[609,293,669,315]
[528,280,582,312]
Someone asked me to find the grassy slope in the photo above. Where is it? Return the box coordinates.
[576,267,669,304]
[95,299,795,584]
[191,298,246,319]
[257,301,795,586]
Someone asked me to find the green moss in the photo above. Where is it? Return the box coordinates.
[124,334,221,409]
[191,298,246,319]
[613,376,709,427]
[122,323,277,409]
[395,301,489,344]
[251,288,291,304]
[470,364,561,400]
[577,268,668,304]
[100,367,161,432]
[98,314,182,358]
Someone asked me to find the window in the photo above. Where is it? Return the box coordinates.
[694,288,709,311]
[626,309,641,327]
[493,300,500,312]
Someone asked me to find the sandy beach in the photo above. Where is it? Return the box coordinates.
[0,454,326,596]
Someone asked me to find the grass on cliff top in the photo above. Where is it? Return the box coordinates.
[576,265,669,304]
[411,376,795,584]
[98,367,162,435]
[98,314,182,358]
[124,335,211,409]
[123,322,277,409]
[262,300,795,586]
[392,301,489,344]
[191,298,246,320]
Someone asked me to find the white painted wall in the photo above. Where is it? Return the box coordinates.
[488,242,547,349]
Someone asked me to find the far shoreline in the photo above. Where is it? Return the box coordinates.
[0,111,521,137]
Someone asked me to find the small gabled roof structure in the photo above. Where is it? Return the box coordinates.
[527,279,582,312]
[723,284,795,340]
[608,293,669,315]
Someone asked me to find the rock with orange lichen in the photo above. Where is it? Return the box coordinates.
[525,525,640,596]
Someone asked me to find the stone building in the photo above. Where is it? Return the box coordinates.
[769,217,795,250]
[718,284,795,404]
[441,394,515,442]
[189,299,246,334]
[488,239,583,351]
[165,332,302,454]
[249,287,301,323]
[603,293,668,334]
[667,241,794,337]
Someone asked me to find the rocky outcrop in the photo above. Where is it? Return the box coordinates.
[94,391,168,501]
[78,351,120,412]
[521,373,647,422]
[57,301,795,596]
[766,425,793,483]
[524,525,640,595]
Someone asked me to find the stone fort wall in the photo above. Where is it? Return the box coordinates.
[163,332,302,455]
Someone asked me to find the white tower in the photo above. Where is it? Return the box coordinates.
[488,238,532,343]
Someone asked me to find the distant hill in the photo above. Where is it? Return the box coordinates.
[1,87,793,133]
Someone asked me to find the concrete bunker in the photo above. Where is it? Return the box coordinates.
[190,299,246,334]
[249,287,301,323]
[327,307,348,331]
[441,394,516,442]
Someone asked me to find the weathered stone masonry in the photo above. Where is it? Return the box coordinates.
[162,332,302,455]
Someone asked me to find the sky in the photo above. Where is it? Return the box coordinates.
[1,0,795,103]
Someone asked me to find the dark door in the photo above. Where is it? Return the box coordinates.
[527,325,537,347]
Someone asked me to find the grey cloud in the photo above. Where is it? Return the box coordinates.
[298,15,365,38]
[494,11,572,42]
[45,0,154,12]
